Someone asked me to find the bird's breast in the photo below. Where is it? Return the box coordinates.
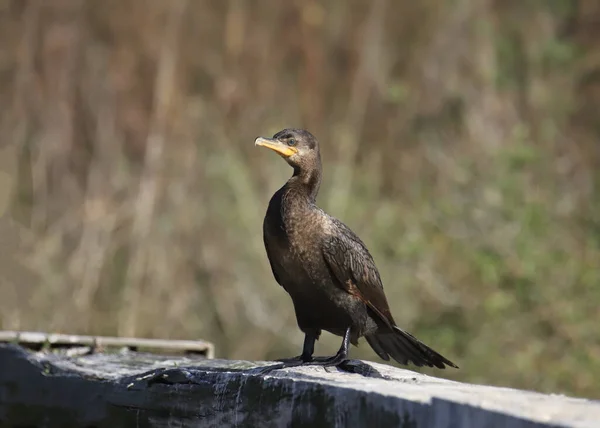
[265,204,325,276]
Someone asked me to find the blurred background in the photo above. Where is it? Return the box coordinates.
[0,0,599,399]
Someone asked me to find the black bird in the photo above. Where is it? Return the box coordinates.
[255,128,458,369]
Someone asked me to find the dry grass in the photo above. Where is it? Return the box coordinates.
[0,0,599,398]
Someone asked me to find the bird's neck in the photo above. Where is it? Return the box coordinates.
[287,166,322,203]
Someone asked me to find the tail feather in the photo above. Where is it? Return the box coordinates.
[365,335,390,361]
[366,326,458,369]
[378,332,427,367]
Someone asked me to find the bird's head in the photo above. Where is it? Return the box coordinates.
[254,128,321,172]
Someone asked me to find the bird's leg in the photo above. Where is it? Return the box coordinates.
[301,332,316,362]
[307,327,351,366]
[276,332,316,364]
[255,329,350,374]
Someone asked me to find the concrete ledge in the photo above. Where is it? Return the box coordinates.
[0,344,598,427]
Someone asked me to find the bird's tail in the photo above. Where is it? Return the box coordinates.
[365,326,458,369]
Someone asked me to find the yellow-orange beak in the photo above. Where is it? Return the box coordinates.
[254,137,298,158]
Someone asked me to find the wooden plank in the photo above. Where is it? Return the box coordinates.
[0,330,214,358]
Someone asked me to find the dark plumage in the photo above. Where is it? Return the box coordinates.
[255,128,458,369]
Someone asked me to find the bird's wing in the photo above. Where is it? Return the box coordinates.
[321,218,396,329]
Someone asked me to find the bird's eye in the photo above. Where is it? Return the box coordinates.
[288,138,296,146]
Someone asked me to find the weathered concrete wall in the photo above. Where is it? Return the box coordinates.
[0,344,598,428]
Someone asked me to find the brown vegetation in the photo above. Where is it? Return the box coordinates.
[0,0,599,398]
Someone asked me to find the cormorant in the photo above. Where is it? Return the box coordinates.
[255,128,458,369]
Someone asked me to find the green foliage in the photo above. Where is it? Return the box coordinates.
[0,0,599,401]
